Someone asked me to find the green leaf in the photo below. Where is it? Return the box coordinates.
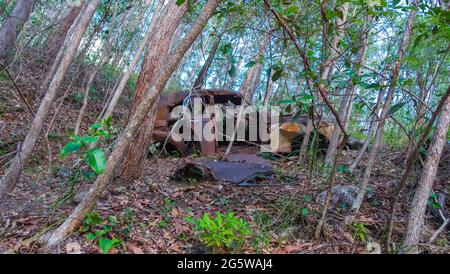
[272,69,283,82]
[304,194,313,203]
[175,0,186,6]
[301,207,309,216]
[278,99,296,105]
[387,102,407,116]
[86,232,96,241]
[228,65,236,77]
[286,5,299,16]
[72,135,99,144]
[87,148,107,175]
[245,61,256,68]
[60,141,83,159]
[98,238,121,254]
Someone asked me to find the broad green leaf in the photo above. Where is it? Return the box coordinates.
[245,61,256,68]
[98,238,121,254]
[87,148,107,175]
[72,135,99,144]
[86,232,96,241]
[286,5,299,16]
[60,141,82,159]
[278,99,296,105]
[387,102,407,116]
[301,208,309,216]
[272,69,283,82]
[228,65,236,77]
[175,0,186,6]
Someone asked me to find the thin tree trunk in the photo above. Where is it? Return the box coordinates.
[0,0,100,203]
[325,15,370,165]
[349,88,384,172]
[73,3,124,135]
[346,0,419,224]
[193,18,230,90]
[302,1,348,158]
[101,0,164,120]
[0,0,36,64]
[119,1,188,181]
[42,0,220,248]
[74,71,94,135]
[263,68,273,106]
[385,87,450,249]
[241,29,273,104]
[44,2,84,62]
[403,95,450,254]
[38,2,87,98]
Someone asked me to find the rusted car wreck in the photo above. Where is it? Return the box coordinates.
[152,89,361,156]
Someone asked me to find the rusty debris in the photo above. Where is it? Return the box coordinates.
[152,89,364,156]
[172,154,273,185]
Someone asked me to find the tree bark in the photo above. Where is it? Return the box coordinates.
[118,1,188,181]
[384,87,450,249]
[43,0,220,248]
[44,2,84,62]
[0,0,36,64]
[193,18,230,90]
[101,0,164,120]
[302,1,348,159]
[403,95,450,253]
[0,0,100,203]
[240,29,273,104]
[325,15,371,165]
[349,88,384,172]
[346,0,419,224]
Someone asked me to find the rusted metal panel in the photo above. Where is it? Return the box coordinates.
[152,89,241,155]
[172,154,273,184]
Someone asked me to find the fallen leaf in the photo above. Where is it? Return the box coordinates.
[129,244,144,254]
[66,242,82,254]
[171,207,179,217]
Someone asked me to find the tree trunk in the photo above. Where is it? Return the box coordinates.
[73,3,125,134]
[43,0,220,248]
[119,1,188,181]
[302,1,348,159]
[38,2,87,98]
[0,0,100,203]
[44,2,84,62]
[0,0,36,64]
[241,29,273,104]
[349,88,384,172]
[101,0,164,120]
[346,0,419,223]
[193,18,230,90]
[403,95,450,253]
[325,15,370,165]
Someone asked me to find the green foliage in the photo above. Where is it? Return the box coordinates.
[350,223,369,242]
[428,193,441,209]
[82,209,135,254]
[82,212,123,254]
[387,102,407,116]
[60,117,112,175]
[185,212,251,253]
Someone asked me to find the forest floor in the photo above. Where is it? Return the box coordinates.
[0,60,449,254]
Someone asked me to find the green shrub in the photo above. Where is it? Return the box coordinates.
[82,212,122,254]
[186,212,251,253]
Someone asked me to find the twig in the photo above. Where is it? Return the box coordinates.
[1,66,35,117]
